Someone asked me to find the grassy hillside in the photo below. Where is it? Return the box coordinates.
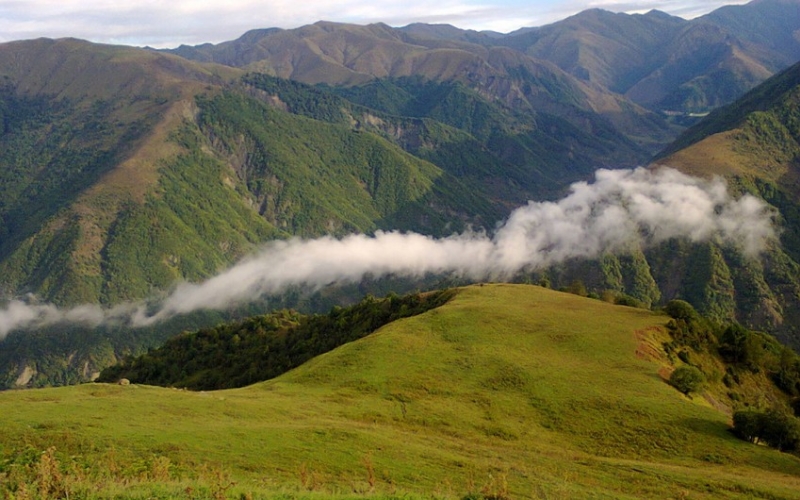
[649,60,800,347]
[2,284,799,499]
[96,289,457,390]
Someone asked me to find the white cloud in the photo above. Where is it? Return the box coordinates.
[0,167,777,338]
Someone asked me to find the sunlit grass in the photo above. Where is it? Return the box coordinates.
[2,284,799,498]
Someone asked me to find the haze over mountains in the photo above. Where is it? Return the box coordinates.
[1,0,800,388]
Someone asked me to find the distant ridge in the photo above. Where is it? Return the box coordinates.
[168,0,800,114]
[3,0,800,389]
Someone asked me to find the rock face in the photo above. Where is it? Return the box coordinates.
[14,365,35,387]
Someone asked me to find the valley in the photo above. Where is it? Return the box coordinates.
[1,1,800,497]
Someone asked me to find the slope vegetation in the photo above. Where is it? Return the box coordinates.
[1,284,799,499]
[168,20,676,152]
[0,53,667,389]
[650,60,800,345]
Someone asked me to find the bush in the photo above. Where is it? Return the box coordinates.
[669,365,706,396]
[761,408,800,451]
[614,293,646,309]
[718,324,765,370]
[732,408,800,452]
[665,300,697,320]
[732,410,764,443]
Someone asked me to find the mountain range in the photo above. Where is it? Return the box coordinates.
[2,0,800,388]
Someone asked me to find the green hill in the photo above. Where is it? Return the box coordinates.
[647,60,800,347]
[1,284,799,499]
[0,43,665,389]
[3,4,800,391]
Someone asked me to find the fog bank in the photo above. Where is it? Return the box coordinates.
[0,167,776,338]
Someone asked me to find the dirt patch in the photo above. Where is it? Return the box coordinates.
[634,326,668,364]
[703,392,731,416]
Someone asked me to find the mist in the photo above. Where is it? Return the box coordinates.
[0,167,776,338]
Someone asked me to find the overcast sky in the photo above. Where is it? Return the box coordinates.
[0,0,751,49]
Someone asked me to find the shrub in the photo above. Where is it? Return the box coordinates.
[614,293,646,309]
[732,410,764,443]
[665,300,697,320]
[669,365,706,396]
[565,280,587,297]
[732,408,800,452]
[761,408,800,451]
[718,324,765,370]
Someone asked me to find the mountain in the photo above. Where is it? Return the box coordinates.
[0,36,662,388]
[0,34,664,310]
[499,0,800,113]
[648,60,800,345]
[2,284,800,498]
[3,2,800,389]
[170,0,800,116]
[167,20,677,152]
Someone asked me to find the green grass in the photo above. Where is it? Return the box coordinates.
[2,284,800,498]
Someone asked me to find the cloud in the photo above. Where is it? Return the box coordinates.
[0,167,776,339]
[0,1,752,48]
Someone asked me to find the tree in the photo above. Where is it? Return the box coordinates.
[732,410,764,443]
[718,324,765,369]
[732,408,800,452]
[665,300,697,321]
[565,279,587,296]
[761,408,800,452]
[669,365,706,396]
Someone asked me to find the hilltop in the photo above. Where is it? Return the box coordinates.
[2,0,800,389]
[2,284,799,498]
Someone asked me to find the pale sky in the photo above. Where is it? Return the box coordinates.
[0,0,751,49]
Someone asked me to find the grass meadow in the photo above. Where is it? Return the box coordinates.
[2,284,799,498]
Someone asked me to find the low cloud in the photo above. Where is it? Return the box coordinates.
[0,167,776,338]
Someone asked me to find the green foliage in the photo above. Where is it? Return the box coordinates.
[5,284,800,499]
[669,365,706,395]
[0,89,162,303]
[196,89,443,236]
[100,133,281,303]
[657,59,800,159]
[664,300,718,351]
[683,244,737,323]
[334,76,648,197]
[0,92,118,257]
[243,73,351,124]
[665,300,698,321]
[773,346,800,396]
[732,409,765,443]
[564,279,587,297]
[612,293,647,309]
[732,408,800,452]
[98,289,457,390]
[718,324,767,370]
[0,308,233,390]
